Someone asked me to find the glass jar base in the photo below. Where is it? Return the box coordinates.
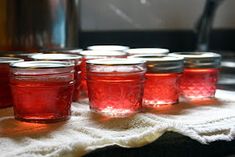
[91,107,138,118]
[143,100,178,107]
[15,115,70,123]
[181,95,215,100]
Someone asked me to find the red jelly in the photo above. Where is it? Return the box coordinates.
[86,58,146,117]
[10,61,75,123]
[169,52,221,99]
[79,50,128,99]
[0,57,23,108]
[129,55,183,107]
[30,53,82,102]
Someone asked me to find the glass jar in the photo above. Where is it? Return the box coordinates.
[30,53,82,102]
[169,52,221,99]
[129,54,183,107]
[126,48,169,56]
[10,61,75,123]
[0,57,24,108]
[86,58,146,117]
[87,45,129,51]
[79,50,128,99]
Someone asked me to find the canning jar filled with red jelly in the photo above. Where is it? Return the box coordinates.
[79,50,128,99]
[86,58,146,117]
[130,55,184,107]
[169,52,221,100]
[0,57,23,108]
[30,53,82,102]
[10,61,75,123]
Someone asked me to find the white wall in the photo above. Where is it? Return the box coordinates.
[81,0,235,31]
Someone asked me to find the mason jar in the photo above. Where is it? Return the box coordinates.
[129,54,183,107]
[10,61,75,123]
[169,52,221,100]
[86,58,146,117]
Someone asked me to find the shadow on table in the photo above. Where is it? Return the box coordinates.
[0,107,67,139]
[143,98,224,115]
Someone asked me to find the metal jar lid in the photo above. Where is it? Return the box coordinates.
[0,57,24,64]
[10,61,74,69]
[86,58,146,73]
[87,58,145,65]
[126,48,169,55]
[30,53,82,61]
[129,54,184,73]
[169,52,221,68]
[80,50,127,58]
[87,45,129,51]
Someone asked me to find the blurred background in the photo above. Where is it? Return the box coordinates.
[0,0,234,89]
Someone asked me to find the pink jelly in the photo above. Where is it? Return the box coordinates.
[169,52,221,99]
[86,58,146,117]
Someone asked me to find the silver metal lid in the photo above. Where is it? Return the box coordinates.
[129,55,184,73]
[80,50,127,58]
[30,53,82,61]
[10,61,74,69]
[0,57,24,64]
[86,58,145,65]
[87,45,129,51]
[126,48,169,55]
[169,52,221,68]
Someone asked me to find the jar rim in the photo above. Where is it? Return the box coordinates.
[169,52,221,59]
[126,48,169,54]
[80,50,127,57]
[10,61,74,69]
[129,55,183,61]
[169,52,221,68]
[87,45,129,51]
[87,58,145,65]
[30,53,82,60]
[0,57,24,64]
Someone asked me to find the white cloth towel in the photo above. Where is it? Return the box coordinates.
[0,90,235,157]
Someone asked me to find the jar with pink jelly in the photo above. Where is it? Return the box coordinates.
[86,58,146,117]
[169,52,221,99]
[129,54,183,107]
[0,57,23,108]
[79,50,128,99]
[30,53,82,102]
[10,61,75,123]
